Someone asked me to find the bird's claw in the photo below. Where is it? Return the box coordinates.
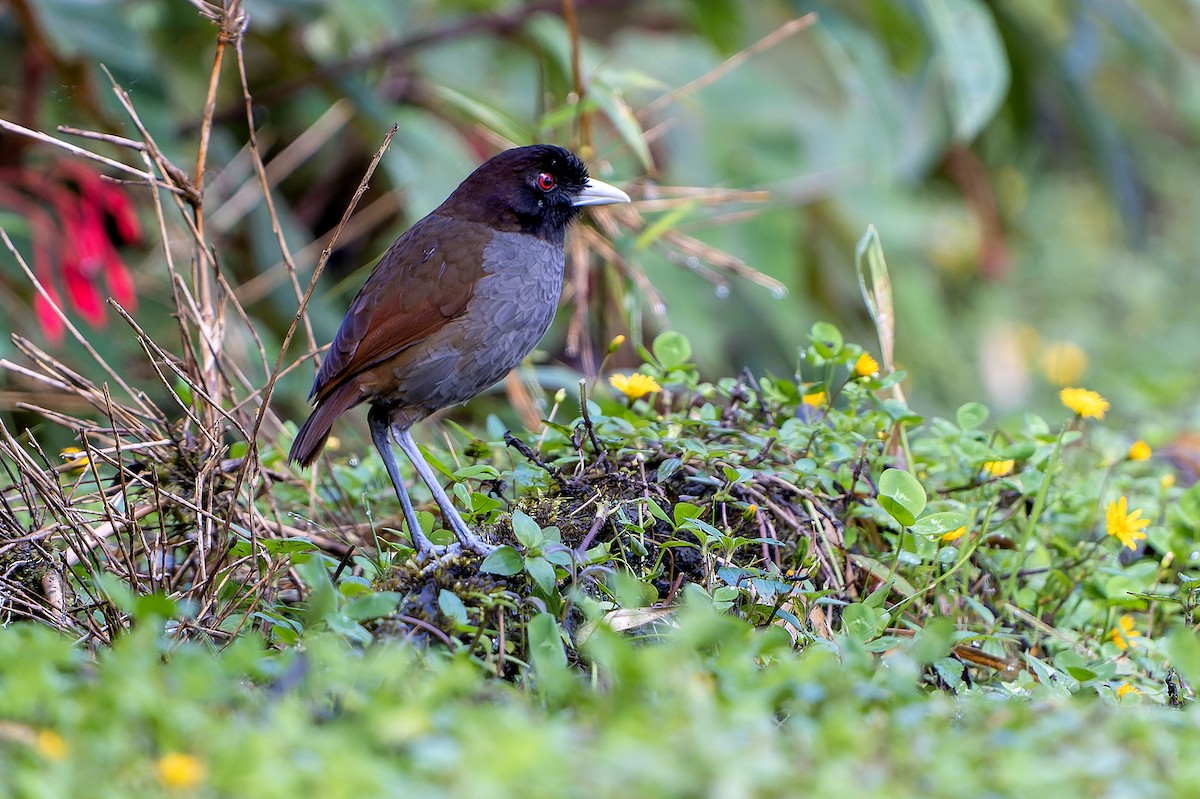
[460,537,496,557]
[412,535,494,574]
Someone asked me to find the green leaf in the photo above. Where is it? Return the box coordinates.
[545,548,573,567]
[688,0,741,52]
[863,580,893,609]
[428,84,530,145]
[525,556,558,595]
[1168,627,1200,685]
[343,592,402,621]
[608,571,658,608]
[655,458,683,483]
[956,402,989,430]
[437,589,468,626]
[910,511,969,539]
[925,0,1010,142]
[480,546,523,576]
[132,593,177,623]
[877,468,927,527]
[673,501,702,526]
[842,603,885,642]
[1175,483,1200,527]
[590,87,653,172]
[652,331,692,370]
[996,442,1036,461]
[453,464,501,480]
[634,203,696,251]
[931,657,965,691]
[855,226,894,374]
[511,510,545,549]
[1055,650,1097,682]
[294,556,337,625]
[911,617,956,664]
[645,496,673,525]
[528,612,568,671]
[256,538,320,555]
[808,322,843,358]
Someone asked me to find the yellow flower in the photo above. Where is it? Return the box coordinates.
[1162,473,1176,490]
[940,526,966,543]
[853,353,880,378]
[1105,497,1149,551]
[1059,387,1109,419]
[981,460,1014,478]
[157,753,206,789]
[607,334,626,353]
[1116,682,1140,699]
[36,730,67,761]
[609,373,662,401]
[802,391,826,408]
[1039,342,1087,386]
[59,446,90,473]
[1108,615,1141,651]
[1127,440,1151,461]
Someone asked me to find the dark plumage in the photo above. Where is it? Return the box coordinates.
[289,144,629,555]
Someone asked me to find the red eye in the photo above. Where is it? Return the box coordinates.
[536,172,556,191]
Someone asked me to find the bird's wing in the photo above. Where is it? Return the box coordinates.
[310,215,486,404]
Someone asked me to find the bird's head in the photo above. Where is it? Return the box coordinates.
[439,144,630,243]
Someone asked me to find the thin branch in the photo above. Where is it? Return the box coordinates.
[0,117,183,193]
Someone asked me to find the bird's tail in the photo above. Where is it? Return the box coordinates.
[288,382,360,467]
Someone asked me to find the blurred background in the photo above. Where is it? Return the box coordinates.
[2,0,1198,451]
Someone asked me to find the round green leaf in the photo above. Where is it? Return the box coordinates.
[652,331,692,369]
[956,402,989,430]
[910,512,969,539]
[878,468,927,527]
[808,322,843,358]
[842,602,885,642]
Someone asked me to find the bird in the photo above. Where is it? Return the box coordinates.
[288,144,630,556]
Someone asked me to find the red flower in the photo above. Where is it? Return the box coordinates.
[0,161,141,343]
[33,287,66,344]
[95,180,142,246]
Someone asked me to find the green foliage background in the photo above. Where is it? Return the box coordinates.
[4,0,1200,432]
[4,1,1200,796]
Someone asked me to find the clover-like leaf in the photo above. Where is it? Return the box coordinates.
[878,468,927,527]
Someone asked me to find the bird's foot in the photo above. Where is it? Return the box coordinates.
[412,542,464,576]
[411,532,493,572]
[446,525,496,557]
[457,535,496,557]
[414,541,449,558]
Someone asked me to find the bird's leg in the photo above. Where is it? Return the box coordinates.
[367,408,440,555]
[392,427,496,556]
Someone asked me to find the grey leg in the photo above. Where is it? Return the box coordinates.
[367,408,439,555]
[393,427,495,555]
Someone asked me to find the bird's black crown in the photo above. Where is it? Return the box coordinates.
[440,144,592,243]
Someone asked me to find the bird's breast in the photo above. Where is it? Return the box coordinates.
[474,231,565,329]
[465,232,565,373]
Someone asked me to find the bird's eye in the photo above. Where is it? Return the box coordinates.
[536,172,556,191]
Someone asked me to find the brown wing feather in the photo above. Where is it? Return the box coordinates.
[310,214,487,404]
